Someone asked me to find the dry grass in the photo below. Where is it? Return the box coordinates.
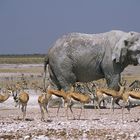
[0,54,44,64]
[0,67,43,73]
[0,64,44,89]
[0,57,140,91]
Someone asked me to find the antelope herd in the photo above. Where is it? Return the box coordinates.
[1,77,140,122]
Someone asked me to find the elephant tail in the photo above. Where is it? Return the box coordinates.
[44,54,49,72]
[43,55,49,90]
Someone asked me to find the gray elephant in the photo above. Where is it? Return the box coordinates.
[44,30,140,91]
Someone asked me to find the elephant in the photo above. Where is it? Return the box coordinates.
[44,30,140,91]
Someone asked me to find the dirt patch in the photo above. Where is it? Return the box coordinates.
[1,94,140,139]
[1,64,140,139]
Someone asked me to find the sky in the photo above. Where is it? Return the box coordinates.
[0,0,140,54]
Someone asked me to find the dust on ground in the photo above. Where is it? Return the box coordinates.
[0,64,140,140]
[1,94,140,140]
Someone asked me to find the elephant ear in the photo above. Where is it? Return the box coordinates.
[112,32,135,63]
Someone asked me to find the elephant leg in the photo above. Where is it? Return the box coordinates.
[55,72,76,91]
[48,68,61,90]
[105,74,123,109]
[49,64,76,91]
[58,73,76,91]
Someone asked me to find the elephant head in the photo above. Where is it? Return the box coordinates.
[112,32,140,65]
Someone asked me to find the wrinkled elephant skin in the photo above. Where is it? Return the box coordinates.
[44,30,140,91]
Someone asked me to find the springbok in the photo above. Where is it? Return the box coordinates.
[12,85,29,121]
[66,88,95,119]
[122,90,140,111]
[129,80,140,91]
[38,92,50,121]
[95,82,127,112]
[0,88,13,103]
[37,86,64,121]
[47,86,95,119]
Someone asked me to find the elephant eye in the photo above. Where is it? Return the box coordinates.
[130,42,134,45]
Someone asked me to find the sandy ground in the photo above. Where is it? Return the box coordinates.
[1,64,140,139]
[1,93,140,140]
